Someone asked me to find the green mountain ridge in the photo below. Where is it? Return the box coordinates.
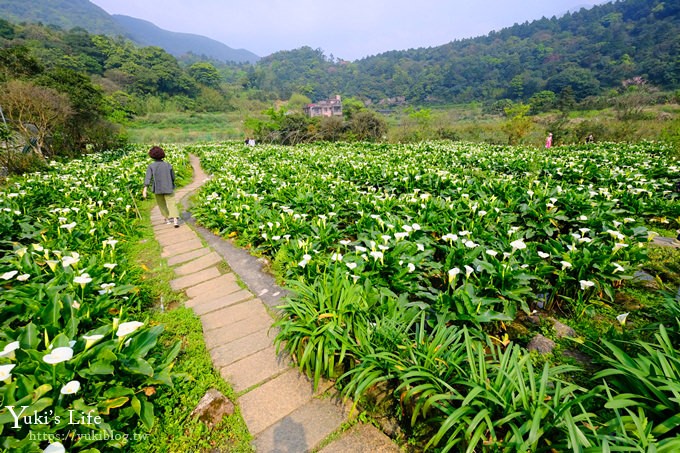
[0,0,259,63]
[250,0,680,104]
[0,0,124,35]
[111,15,259,64]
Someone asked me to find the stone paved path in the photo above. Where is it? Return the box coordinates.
[150,155,400,452]
[651,235,680,249]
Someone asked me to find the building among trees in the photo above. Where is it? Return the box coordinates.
[304,95,342,118]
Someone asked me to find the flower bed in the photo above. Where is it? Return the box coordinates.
[0,147,190,452]
[189,140,680,450]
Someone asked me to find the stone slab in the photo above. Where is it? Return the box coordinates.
[239,369,318,436]
[209,327,276,369]
[252,397,349,452]
[166,247,211,266]
[203,309,273,348]
[161,239,203,258]
[186,282,245,309]
[170,267,221,291]
[220,346,291,393]
[201,299,274,332]
[161,238,204,257]
[186,273,237,299]
[156,229,198,247]
[190,289,254,316]
[652,236,680,249]
[319,423,401,453]
[153,226,183,238]
[174,252,222,276]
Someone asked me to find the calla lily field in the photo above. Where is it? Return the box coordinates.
[190,140,680,451]
[0,148,190,452]
[1,141,679,451]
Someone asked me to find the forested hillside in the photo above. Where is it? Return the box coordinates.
[249,0,680,104]
[0,0,125,36]
[0,18,236,168]
[0,0,258,63]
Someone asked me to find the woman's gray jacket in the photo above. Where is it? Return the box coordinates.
[144,160,175,194]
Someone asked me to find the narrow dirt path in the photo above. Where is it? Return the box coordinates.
[151,154,400,452]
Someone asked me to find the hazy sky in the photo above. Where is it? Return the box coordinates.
[89,0,608,60]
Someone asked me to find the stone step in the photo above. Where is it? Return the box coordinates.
[209,327,276,369]
[239,369,321,436]
[150,155,402,453]
[199,297,266,335]
[187,290,259,317]
[156,228,197,246]
[186,273,237,299]
[187,286,248,312]
[170,266,221,291]
[166,247,211,266]
[161,238,204,257]
[174,251,222,276]
[220,346,291,393]
[203,308,273,349]
[252,396,350,452]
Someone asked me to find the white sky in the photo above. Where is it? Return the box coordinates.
[89,0,608,61]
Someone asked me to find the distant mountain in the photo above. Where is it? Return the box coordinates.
[0,0,125,35]
[0,0,259,64]
[113,15,259,64]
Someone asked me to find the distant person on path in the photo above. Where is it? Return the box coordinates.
[545,133,553,149]
[142,146,180,228]
[677,180,680,241]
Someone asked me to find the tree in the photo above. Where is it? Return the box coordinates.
[501,102,532,145]
[188,62,221,88]
[400,107,433,141]
[287,93,312,112]
[0,18,15,39]
[546,65,600,100]
[278,113,315,145]
[317,116,345,141]
[613,76,657,120]
[0,46,43,81]
[528,90,556,113]
[556,86,576,113]
[509,75,524,99]
[38,67,113,152]
[0,80,72,158]
[341,97,365,120]
[348,110,387,142]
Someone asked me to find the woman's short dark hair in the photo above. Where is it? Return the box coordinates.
[149,146,165,160]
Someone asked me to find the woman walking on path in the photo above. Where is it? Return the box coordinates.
[142,146,180,228]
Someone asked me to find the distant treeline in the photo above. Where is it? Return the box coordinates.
[246,0,680,105]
